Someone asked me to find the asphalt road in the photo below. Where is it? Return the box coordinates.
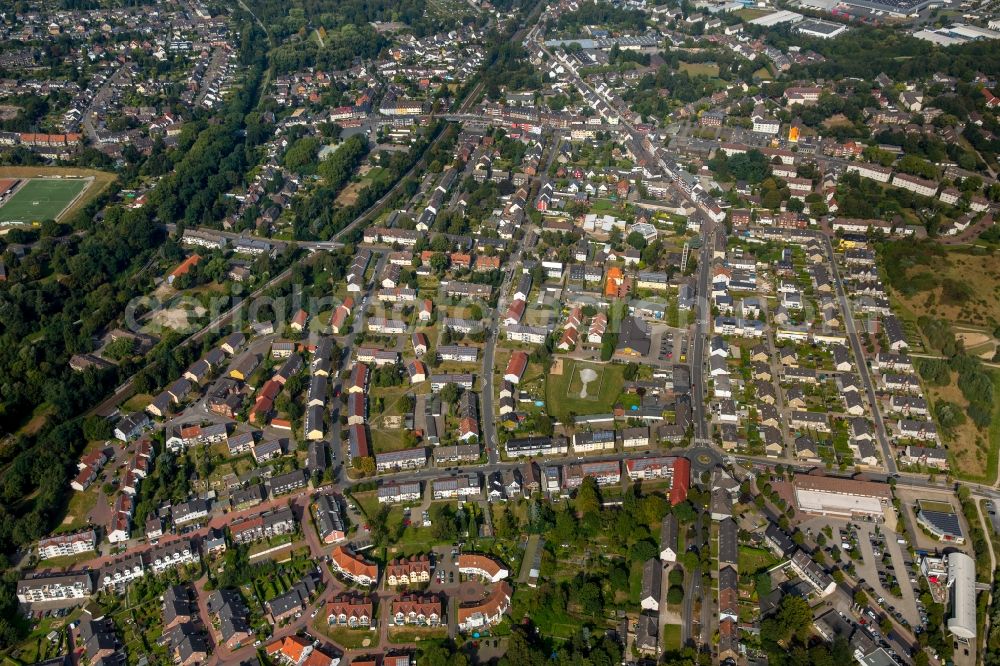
[691,226,712,442]
[822,232,898,475]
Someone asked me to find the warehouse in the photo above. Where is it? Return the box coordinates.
[792,475,891,518]
[796,18,848,39]
[947,552,976,640]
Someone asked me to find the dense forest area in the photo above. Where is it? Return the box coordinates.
[624,66,720,121]
[765,24,1000,85]
[552,1,647,34]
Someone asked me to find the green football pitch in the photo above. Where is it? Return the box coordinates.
[0,178,89,224]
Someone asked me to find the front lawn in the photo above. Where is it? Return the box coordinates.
[313,618,376,649]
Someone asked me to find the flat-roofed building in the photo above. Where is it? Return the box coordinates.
[792,475,891,518]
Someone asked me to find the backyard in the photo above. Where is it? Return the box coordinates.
[738,545,779,575]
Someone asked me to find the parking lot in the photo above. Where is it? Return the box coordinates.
[799,516,923,629]
[854,522,922,627]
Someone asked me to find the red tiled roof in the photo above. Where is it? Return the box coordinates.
[332,545,377,580]
[266,635,309,662]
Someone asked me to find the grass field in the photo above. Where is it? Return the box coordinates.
[0,166,114,226]
[893,246,1000,329]
[545,360,625,422]
[0,178,89,224]
[679,62,720,77]
[313,620,375,649]
[387,627,448,644]
[55,487,101,534]
[738,545,779,575]
[662,623,682,651]
[736,8,774,19]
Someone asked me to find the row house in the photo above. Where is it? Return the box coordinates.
[897,419,938,442]
[564,461,621,489]
[572,429,616,453]
[437,345,479,363]
[146,539,199,575]
[891,172,939,197]
[888,394,929,416]
[38,530,97,560]
[846,162,892,183]
[625,456,676,481]
[17,571,94,604]
[229,507,296,544]
[430,373,473,391]
[789,410,830,433]
[314,494,346,544]
[378,480,422,504]
[386,555,432,587]
[331,546,378,586]
[900,445,949,470]
[367,318,407,335]
[326,594,373,629]
[505,435,569,457]
[71,448,109,491]
[356,347,399,367]
[457,582,512,632]
[375,447,428,472]
[432,474,481,500]
[391,594,442,626]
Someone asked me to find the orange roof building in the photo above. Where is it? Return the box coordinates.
[266,635,338,666]
[331,545,378,586]
[604,266,623,298]
[457,581,513,631]
[266,636,308,663]
[457,554,509,583]
[167,254,201,285]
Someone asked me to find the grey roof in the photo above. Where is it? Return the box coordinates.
[764,522,795,556]
[315,494,345,540]
[718,517,738,565]
[163,585,194,626]
[269,469,308,493]
[660,514,678,553]
[230,484,265,507]
[267,587,306,618]
[641,558,661,602]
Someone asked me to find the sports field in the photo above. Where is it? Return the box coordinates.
[0,178,89,224]
[544,359,625,422]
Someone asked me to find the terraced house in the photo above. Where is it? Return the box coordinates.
[386,554,432,587]
[326,593,374,628]
[391,594,442,626]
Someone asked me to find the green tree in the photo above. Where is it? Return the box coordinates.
[575,476,602,515]
[626,231,647,250]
